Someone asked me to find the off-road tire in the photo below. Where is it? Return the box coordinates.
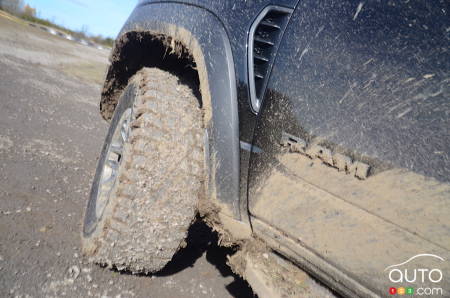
[82,68,204,273]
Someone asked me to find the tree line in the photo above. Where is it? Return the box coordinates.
[0,0,113,47]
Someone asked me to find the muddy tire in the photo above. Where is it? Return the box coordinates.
[82,68,204,273]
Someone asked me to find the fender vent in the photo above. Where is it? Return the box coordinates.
[248,6,292,113]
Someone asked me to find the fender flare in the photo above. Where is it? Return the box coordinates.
[101,2,242,219]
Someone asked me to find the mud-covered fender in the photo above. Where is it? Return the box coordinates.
[102,3,242,220]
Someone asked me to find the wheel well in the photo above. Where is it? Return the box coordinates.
[100,31,201,120]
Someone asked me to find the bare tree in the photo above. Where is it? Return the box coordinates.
[23,4,36,17]
[0,0,24,14]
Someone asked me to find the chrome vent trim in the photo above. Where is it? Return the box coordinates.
[248,6,292,114]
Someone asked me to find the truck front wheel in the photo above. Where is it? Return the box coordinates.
[82,68,204,273]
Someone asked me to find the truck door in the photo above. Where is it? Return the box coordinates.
[247,1,450,296]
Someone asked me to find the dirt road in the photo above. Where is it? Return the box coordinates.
[0,13,253,298]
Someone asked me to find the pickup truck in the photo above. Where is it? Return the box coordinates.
[81,1,450,296]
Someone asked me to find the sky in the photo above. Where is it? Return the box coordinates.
[25,0,137,38]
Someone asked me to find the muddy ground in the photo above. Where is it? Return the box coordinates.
[0,12,254,298]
